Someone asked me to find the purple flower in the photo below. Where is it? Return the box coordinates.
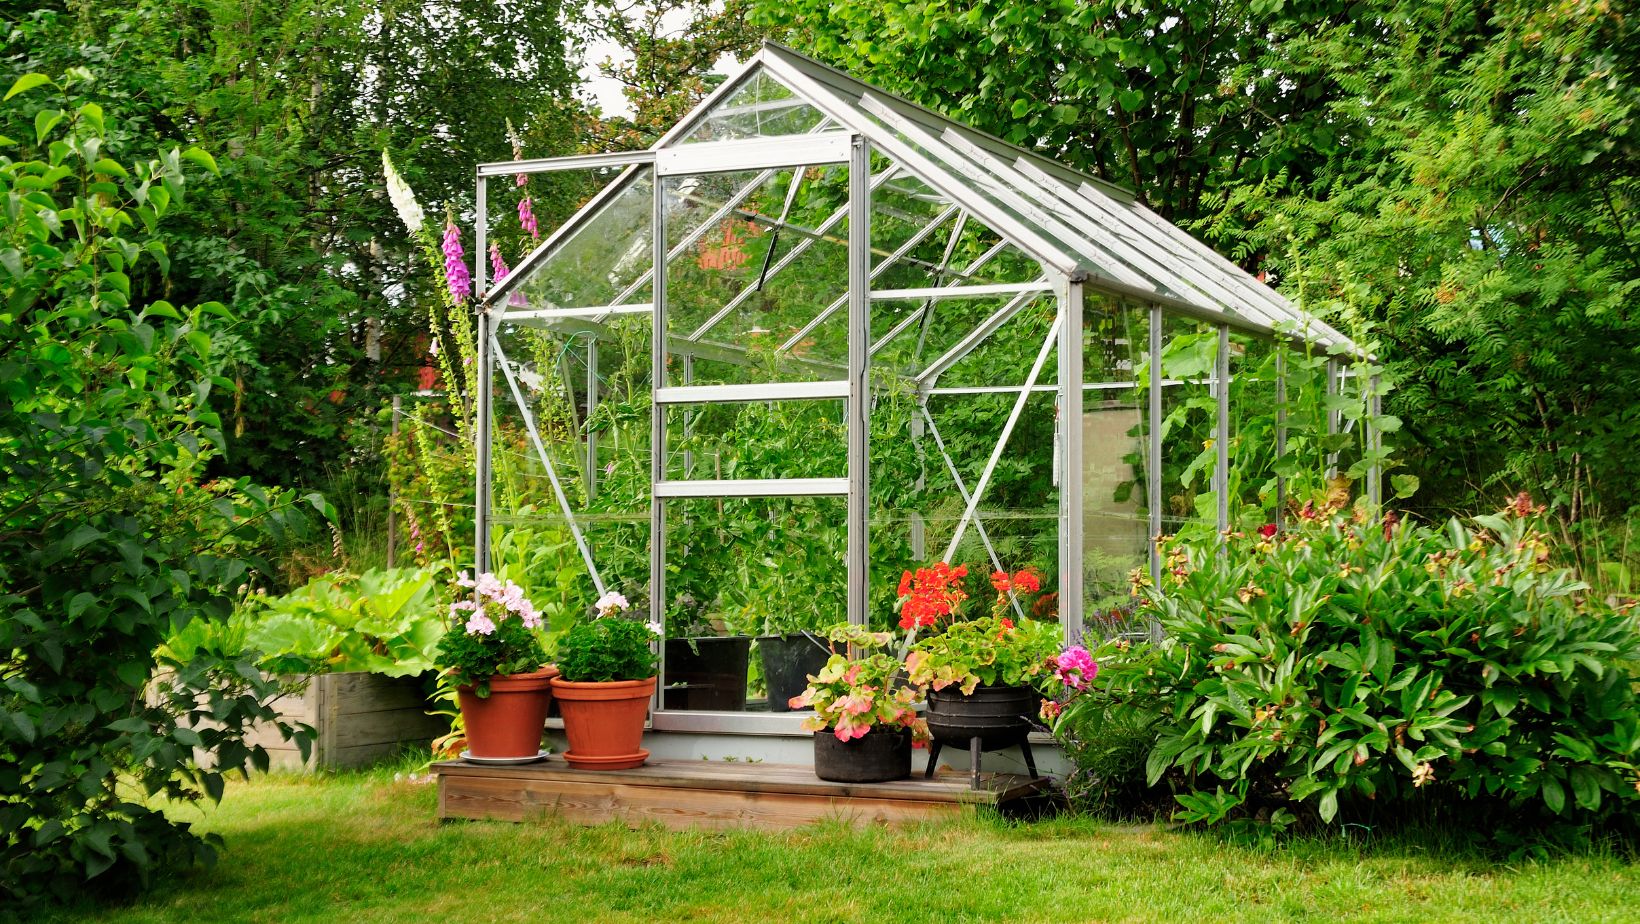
[518,195,538,239]
[490,243,528,308]
[1052,645,1098,691]
[442,220,471,304]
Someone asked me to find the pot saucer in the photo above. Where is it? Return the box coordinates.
[460,749,550,766]
[563,748,649,770]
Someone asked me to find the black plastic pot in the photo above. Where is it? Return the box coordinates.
[925,683,1035,750]
[757,632,831,712]
[812,727,912,783]
[662,636,751,711]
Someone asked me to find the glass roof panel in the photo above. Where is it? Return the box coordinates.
[497,166,654,314]
[681,69,835,144]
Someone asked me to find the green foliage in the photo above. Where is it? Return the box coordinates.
[1053,702,1168,819]
[166,566,449,678]
[906,615,1061,694]
[554,618,659,683]
[1094,497,1640,831]
[0,75,319,902]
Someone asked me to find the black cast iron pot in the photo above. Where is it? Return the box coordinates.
[924,683,1035,751]
[812,726,912,783]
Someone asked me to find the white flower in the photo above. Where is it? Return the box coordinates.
[595,590,629,619]
[517,368,544,393]
[382,149,425,234]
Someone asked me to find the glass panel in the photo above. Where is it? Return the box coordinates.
[661,497,847,712]
[868,174,1045,291]
[921,294,1057,389]
[1157,314,1219,537]
[499,167,654,313]
[1228,332,1280,529]
[662,164,853,384]
[663,399,846,481]
[681,69,834,144]
[488,314,653,633]
[1082,296,1150,634]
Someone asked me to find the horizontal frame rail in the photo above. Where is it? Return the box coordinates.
[655,381,849,404]
[653,478,848,498]
[478,150,656,178]
[870,281,1051,300]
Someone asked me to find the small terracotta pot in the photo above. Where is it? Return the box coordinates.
[551,676,657,770]
[458,666,559,759]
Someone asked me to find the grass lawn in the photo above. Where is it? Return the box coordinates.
[37,763,1640,924]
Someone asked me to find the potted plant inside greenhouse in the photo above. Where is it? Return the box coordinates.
[662,597,752,712]
[756,609,830,714]
[789,626,927,783]
[903,565,1062,781]
[436,572,558,763]
[552,592,660,770]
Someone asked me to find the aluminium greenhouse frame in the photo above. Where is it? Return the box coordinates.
[468,42,1375,736]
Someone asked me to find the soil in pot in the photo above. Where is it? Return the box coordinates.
[812,727,912,783]
[663,636,751,711]
[757,632,831,713]
[551,676,656,770]
[458,666,559,759]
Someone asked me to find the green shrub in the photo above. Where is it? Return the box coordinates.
[0,75,320,902]
[1091,496,1640,831]
[555,618,658,683]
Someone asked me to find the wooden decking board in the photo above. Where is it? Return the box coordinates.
[433,757,1047,830]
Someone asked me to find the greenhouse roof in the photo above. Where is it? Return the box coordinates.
[483,41,1355,354]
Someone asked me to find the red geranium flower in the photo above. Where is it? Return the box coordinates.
[1258,523,1278,539]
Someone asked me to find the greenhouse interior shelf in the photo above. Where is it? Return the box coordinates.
[465,38,1380,761]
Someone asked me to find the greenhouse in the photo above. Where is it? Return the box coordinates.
[470,41,1379,738]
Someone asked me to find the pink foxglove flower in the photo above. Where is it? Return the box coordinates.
[489,243,528,308]
[442,219,471,304]
[518,195,538,239]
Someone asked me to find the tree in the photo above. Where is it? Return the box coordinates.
[0,73,319,903]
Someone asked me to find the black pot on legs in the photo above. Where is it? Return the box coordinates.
[924,683,1039,786]
[758,632,831,712]
[812,727,912,783]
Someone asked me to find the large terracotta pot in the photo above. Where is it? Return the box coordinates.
[458,666,559,759]
[551,676,657,770]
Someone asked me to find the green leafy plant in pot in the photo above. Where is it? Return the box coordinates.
[904,566,1061,782]
[436,572,556,760]
[552,592,660,770]
[791,626,928,783]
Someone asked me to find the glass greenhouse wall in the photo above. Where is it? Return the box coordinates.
[469,42,1377,734]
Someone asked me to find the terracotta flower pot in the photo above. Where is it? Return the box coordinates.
[458,666,559,759]
[551,676,657,770]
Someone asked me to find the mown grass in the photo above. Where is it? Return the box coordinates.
[36,762,1640,924]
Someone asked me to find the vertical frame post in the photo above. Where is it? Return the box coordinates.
[1366,372,1383,507]
[651,167,669,701]
[473,176,492,574]
[1274,348,1287,529]
[1215,325,1230,535]
[846,135,871,627]
[1057,276,1085,645]
[910,409,926,560]
[586,341,599,501]
[1147,304,1163,586]
[1325,357,1341,481]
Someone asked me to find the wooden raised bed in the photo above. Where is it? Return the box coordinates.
[433,756,1046,830]
[248,672,447,770]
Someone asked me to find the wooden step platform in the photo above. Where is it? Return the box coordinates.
[433,756,1047,830]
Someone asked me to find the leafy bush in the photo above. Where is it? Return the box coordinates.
[0,74,320,902]
[1053,702,1168,819]
[1093,496,1640,831]
[555,618,658,683]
